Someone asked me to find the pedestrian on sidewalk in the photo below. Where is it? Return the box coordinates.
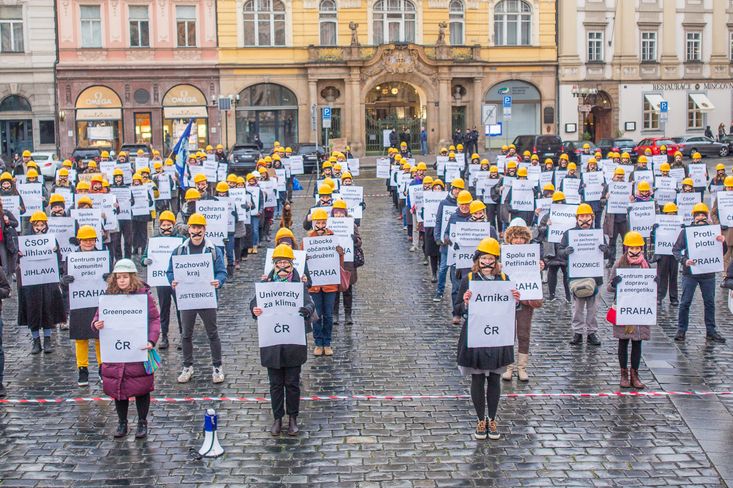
[608,232,651,389]
[92,259,161,439]
[251,244,315,437]
[456,237,519,440]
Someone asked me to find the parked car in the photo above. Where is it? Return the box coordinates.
[671,136,729,158]
[31,152,60,180]
[71,146,111,171]
[719,134,733,151]
[229,143,261,174]
[511,135,563,161]
[119,143,152,158]
[597,138,636,156]
[633,138,679,158]
[295,143,325,174]
[562,140,588,163]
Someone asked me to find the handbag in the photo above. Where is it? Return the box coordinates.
[606,305,617,325]
[354,246,365,268]
[569,278,596,298]
[339,265,352,292]
[144,349,162,375]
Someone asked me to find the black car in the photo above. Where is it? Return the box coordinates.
[119,143,152,158]
[720,135,733,151]
[672,136,730,157]
[597,138,636,156]
[229,143,261,174]
[295,143,325,174]
[511,134,563,161]
[71,147,103,163]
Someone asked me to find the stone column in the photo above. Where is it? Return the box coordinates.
[349,68,362,153]
[710,0,729,78]
[438,73,451,146]
[472,77,483,146]
[659,1,678,78]
[308,78,318,144]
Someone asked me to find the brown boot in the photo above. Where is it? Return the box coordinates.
[270,418,282,436]
[501,363,514,381]
[287,416,299,436]
[619,368,631,388]
[630,369,646,389]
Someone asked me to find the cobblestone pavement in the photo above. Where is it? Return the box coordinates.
[1,172,733,487]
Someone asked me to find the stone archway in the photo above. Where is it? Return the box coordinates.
[363,80,426,153]
[583,90,613,143]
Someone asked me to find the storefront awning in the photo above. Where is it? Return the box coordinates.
[163,106,208,119]
[76,108,122,121]
[643,94,664,112]
[690,93,715,112]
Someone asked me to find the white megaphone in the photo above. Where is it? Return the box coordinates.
[198,408,224,458]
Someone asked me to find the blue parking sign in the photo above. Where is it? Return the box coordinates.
[503,96,512,108]
[659,101,668,113]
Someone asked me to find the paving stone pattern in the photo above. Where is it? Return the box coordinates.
[0,172,732,486]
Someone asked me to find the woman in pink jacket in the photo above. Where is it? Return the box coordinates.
[92,259,161,439]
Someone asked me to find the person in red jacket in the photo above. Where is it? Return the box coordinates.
[92,259,161,439]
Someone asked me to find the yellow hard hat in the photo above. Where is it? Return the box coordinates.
[432,179,445,188]
[637,181,651,192]
[567,163,577,171]
[576,203,594,215]
[583,143,590,149]
[77,196,93,207]
[332,199,348,210]
[22,150,31,157]
[153,149,161,155]
[448,152,456,159]
[102,179,109,188]
[101,150,109,158]
[187,213,207,226]
[87,161,98,169]
[621,152,630,159]
[543,183,555,192]
[184,188,201,200]
[637,155,648,164]
[471,153,480,160]
[257,167,267,175]
[341,171,352,180]
[517,167,528,177]
[112,168,124,176]
[132,173,143,182]
[165,158,174,166]
[623,231,645,247]
[523,150,531,157]
[272,243,295,261]
[29,210,48,223]
[449,145,456,151]
[90,174,103,184]
[681,177,694,187]
[285,147,293,152]
[489,166,498,173]
[451,178,465,190]
[481,159,489,166]
[501,145,508,151]
[205,145,213,151]
[311,208,329,221]
[215,182,229,193]
[275,227,295,243]
[26,161,38,169]
[587,158,597,165]
[475,237,501,257]
[118,151,127,157]
[530,154,539,161]
[193,173,207,184]
[456,190,473,205]
[552,191,566,202]
[26,169,38,178]
[63,159,73,167]
[318,184,333,195]
[614,167,625,176]
[691,202,709,215]
[456,144,463,150]
[76,181,90,191]
[153,162,162,170]
[416,162,427,171]
[159,210,176,222]
[236,176,245,185]
[716,163,726,171]
[216,144,224,150]
[544,158,553,165]
[137,149,145,155]
[402,162,411,171]
[423,176,434,185]
[49,194,65,206]
[662,202,678,214]
[59,168,70,177]
[724,175,733,187]
[76,225,97,240]
[507,161,518,169]
[226,174,238,183]
[469,200,486,214]
[559,153,569,160]
[322,161,332,169]
[692,152,702,160]
[674,151,683,158]
[660,162,671,171]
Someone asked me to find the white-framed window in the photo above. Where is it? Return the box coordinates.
[0,6,23,53]
[687,94,703,129]
[642,95,659,130]
[729,31,733,61]
[80,5,102,48]
[640,31,656,62]
[494,0,531,46]
[243,0,286,46]
[686,31,701,62]
[319,0,337,46]
[449,0,464,45]
[587,31,603,62]
[129,5,149,48]
[373,0,416,44]
[176,5,197,47]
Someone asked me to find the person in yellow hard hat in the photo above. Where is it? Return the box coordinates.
[214,182,240,273]
[18,211,65,355]
[608,231,652,389]
[167,212,228,385]
[490,161,517,231]
[650,202,680,306]
[537,191,571,302]
[670,150,685,170]
[708,163,727,192]
[53,167,75,197]
[214,144,227,163]
[672,202,727,343]
[558,203,611,346]
[330,200,362,326]
[712,175,733,270]
[433,178,465,301]
[245,172,264,253]
[602,167,630,268]
[130,173,153,255]
[688,151,707,199]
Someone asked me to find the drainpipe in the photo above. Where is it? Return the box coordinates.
[53,0,61,156]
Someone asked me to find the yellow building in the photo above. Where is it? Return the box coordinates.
[217,0,557,153]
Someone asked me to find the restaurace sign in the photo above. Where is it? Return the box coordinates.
[652,82,733,91]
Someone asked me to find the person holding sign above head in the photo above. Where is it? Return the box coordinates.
[607,232,652,389]
[92,259,161,439]
[433,178,463,302]
[650,203,681,306]
[673,203,727,343]
[250,244,315,437]
[167,213,228,384]
[536,191,572,302]
[17,211,65,354]
[711,176,733,271]
[456,238,520,440]
[558,204,611,346]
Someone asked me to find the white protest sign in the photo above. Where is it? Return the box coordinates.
[616,268,657,326]
[651,155,668,174]
[70,208,104,249]
[654,214,682,256]
[110,187,132,220]
[1,195,20,223]
[582,171,604,186]
[146,237,184,287]
[510,179,535,211]
[18,234,59,285]
[134,157,150,172]
[628,201,656,237]
[289,155,304,175]
[562,178,581,204]
[440,204,457,238]
[654,177,677,205]
[501,243,542,300]
[676,192,701,226]
[477,178,500,201]
[501,176,515,203]
[686,224,724,274]
[568,229,604,278]
[98,294,149,363]
[346,158,360,176]
[155,177,172,200]
[467,280,516,348]
[445,161,462,182]
[90,193,118,231]
[409,185,424,222]
[130,186,150,216]
[535,197,552,221]
[255,282,306,348]
[48,216,76,259]
[716,191,733,226]
[260,179,277,208]
[67,250,109,310]
[449,221,493,268]
[688,164,707,187]
[607,181,632,214]
[554,169,567,188]
[172,253,217,310]
[264,248,306,277]
[302,235,341,286]
[54,187,75,207]
[275,168,286,192]
[422,191,447,227]
[327,216,355,262]
[17,183,43,216]
[247,186,261,214]
[376,158,391,179]
[584,184,604,202]
[633,170,654,188]
[100,160,115,179]
[195,200,228,246]
[669,167,685,186]
[547,203,578,243]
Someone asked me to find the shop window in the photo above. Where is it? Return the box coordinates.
[372,0,415,44]
[176,5,197,47]
[243,0,286,47]
[135,112,152,144]
[449,0,464,46]
[687,94,703,130]
[493,0,531,46]
[129,5,150,48]
[0,6,23,53]
[39,120,55,145]
[80,5,102,48]
[319,0,337,46]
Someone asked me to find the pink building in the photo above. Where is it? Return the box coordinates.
[56,1,220,157]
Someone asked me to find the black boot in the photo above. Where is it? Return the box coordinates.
[114,421,128,438]
[43,336,54,354]
[135,420,148,439]
[158,335,169,350]
[569,333,583,345]
[77,367,89,387]
[270,418,282,436]
[587,333,602,346]
[345,311,353,325]
[287,416,299,436]
[31,338,42,355]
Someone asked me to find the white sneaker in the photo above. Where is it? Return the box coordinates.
[177,366,194,383]
[409,246,416,252]
[212,366,225,384]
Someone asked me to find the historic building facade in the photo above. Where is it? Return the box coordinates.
[558,0,733,144]
[0,1,57,158]
[55,1,220,156]
[217,0,557,153]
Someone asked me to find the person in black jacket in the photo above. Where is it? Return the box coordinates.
[0,265,10,397]
[251,244,315,437]
[672,203,727,343]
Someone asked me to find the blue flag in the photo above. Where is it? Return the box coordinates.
[171,119,194,189]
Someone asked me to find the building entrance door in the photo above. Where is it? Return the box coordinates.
[0,119,33,158]
[364,81,424,154]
